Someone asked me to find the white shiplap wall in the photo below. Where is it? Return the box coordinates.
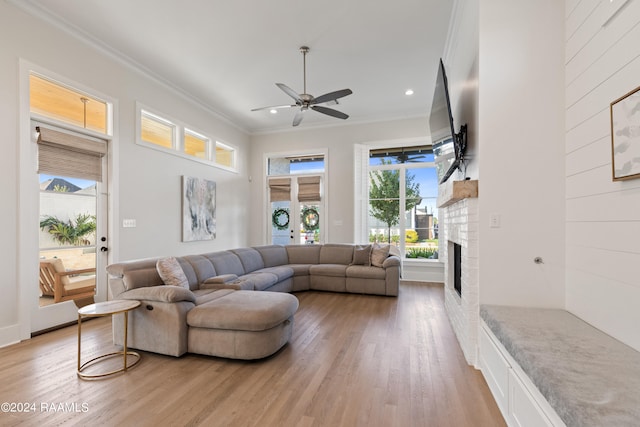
[565,0,640,351]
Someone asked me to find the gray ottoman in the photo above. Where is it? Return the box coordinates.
[186,290,299,359]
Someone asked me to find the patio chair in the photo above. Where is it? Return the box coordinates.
[39,259,96,303]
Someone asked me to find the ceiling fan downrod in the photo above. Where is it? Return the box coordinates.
[300,46,309,96]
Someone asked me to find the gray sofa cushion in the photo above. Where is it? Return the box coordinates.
[193,288,234,305]
[287,264,312,276]
[346,265,386,279]
[309,264,349,277]
[182,255,217,285]
[242,272,279,291]
[286,244,321,264]
[187,290,299,331]
[122,267,163,291]
[254,245,289,267]
[319,244,354,265]
[205,251,245,277]
[258,266,294,281]
[232,248,265,273]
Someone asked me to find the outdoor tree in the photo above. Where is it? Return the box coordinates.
[39,213,96,246]
[369,163,421,243]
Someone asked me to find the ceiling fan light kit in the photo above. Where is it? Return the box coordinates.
[251,46,353,127]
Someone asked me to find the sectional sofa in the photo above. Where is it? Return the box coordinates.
[106,243,401,359]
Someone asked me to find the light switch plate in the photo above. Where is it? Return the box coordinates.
[123,219,137,228]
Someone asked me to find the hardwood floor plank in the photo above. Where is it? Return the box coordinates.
[0,282,505,426]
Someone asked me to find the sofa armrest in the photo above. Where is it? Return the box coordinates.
[117,286,196,303]
[382,255,401,268]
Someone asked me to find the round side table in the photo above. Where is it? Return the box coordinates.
[77,299,141,379]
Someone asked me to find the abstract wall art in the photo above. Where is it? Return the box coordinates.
[611,85,640,181]
[182,176,216,241]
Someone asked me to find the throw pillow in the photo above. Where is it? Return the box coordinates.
[351,245,372,266]
[370,243,390,267]
[156,257,189,289]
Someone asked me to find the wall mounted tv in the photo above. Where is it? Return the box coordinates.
[430,58,467,184]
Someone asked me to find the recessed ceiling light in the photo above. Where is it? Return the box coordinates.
[405,89,414,96]
[269,109,278,114]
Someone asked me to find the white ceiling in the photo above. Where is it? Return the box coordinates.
[19,0,453,134]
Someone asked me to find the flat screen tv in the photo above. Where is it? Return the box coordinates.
[430,58,466,184]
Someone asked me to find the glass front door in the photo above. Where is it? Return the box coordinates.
[269,175,323,245]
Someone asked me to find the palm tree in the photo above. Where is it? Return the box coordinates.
[39,213,96,246]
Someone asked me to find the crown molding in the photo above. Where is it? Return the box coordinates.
[8,0,250,135]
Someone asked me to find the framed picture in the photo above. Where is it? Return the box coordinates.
[182,176,216,242]
[610,85,640,181]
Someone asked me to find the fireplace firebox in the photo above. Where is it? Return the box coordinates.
[453,242,462,296]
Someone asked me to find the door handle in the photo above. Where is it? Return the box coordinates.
[100,246,108,252]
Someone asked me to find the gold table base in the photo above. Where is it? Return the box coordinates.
[77,300,142,379]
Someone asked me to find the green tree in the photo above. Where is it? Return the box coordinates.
[369,162,421,243]
[39,213,96,246]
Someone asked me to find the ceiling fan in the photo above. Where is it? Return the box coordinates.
[251,46,353,127]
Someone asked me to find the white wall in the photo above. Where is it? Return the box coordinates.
[564,0,640,351]
[249,118,429,246]
[0,2,251,346]
[474,0,566,308]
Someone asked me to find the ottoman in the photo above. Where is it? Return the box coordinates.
[186,290,299,359]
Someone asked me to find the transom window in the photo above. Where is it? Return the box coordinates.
[141,111,175,149]
[136,103,237,171]
[30,73,108,134]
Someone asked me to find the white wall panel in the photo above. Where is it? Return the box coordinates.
[566,108,609,153]
[566,0,640,83]
[566,163,613,197]
[567,245,639,288]
[566,269,640,351]
[566,187,640,222]
[565,0,599,42]
[567,221,640,254]
[566,55,640,130]
[564,0,640,352]
[477,0,565,308]
[567,12,640,105]
[565,136,609,177]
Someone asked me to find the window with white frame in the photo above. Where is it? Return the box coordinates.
[136,103,237,171]
[140,110,176,150]
[367,146,439,259]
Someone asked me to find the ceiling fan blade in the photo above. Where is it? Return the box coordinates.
[311,89,353,105]
[311,105,349,120]
[276,83,302,103]
[292,110,305,126]
[251,104,296,112]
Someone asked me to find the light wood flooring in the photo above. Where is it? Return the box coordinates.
[0,282,505,426]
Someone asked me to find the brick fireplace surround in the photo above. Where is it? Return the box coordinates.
[439,192,479,366]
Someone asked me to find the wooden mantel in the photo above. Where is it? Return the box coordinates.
[437,179,478,208]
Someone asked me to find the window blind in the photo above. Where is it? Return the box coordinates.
[37,126,107,182]
[268,178,291,202]
[297,176,321,202]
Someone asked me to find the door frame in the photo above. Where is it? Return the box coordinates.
[18,60,119,339]
[263,149,328,245]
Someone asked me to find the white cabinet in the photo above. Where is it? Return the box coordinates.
[478,322,565,427]
[478,324,510,415]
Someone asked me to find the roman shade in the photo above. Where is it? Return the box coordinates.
[268,178,291,202]
[37,126,107,182]
[297,176,321,202]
